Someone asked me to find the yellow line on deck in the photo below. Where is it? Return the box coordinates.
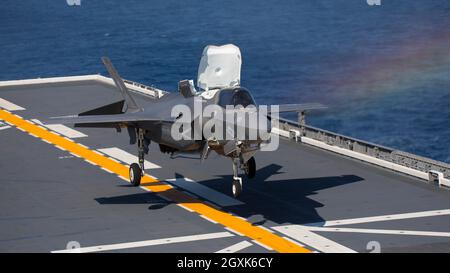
[0,109,310,253]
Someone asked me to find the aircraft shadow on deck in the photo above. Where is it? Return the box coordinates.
[94,163,363,225]
[95,192,172,210]
[197,164,363,225]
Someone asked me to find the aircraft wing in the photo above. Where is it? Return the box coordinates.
[44,113,172,128]
[267,103,327,113]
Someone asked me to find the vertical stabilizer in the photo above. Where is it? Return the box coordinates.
[101,57,140,112]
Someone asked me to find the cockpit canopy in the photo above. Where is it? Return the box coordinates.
[217,88,256,108]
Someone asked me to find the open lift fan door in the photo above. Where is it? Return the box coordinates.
[197,44,242,91]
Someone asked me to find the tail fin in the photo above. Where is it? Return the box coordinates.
[101,57,140,113]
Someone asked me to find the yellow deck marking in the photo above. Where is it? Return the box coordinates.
[0,109,310,253]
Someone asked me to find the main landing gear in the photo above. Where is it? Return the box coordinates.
[231,156,256,197]
[129,128,146,186]
[243,157,256,179]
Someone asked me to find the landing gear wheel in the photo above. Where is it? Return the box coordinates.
[244,157,256,179]
[129,163,142,186]
[232,178,242,197]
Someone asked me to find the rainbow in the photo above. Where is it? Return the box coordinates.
[324,30,450,102]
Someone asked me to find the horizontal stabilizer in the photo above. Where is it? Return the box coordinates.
[44,113,172,128]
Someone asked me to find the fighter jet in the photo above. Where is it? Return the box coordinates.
[47,44,325,197]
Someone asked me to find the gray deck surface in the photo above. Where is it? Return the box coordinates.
[1,80,450,253]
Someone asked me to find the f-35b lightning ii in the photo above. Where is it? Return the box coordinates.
[47,44,325,197]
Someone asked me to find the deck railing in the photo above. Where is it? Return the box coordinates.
[272,114,450,182]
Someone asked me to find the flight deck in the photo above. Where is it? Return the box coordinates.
[1,76,450,253]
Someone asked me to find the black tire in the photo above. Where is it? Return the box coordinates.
[232,179,242,197]
[245,157,256,179]
[129,163,142,186]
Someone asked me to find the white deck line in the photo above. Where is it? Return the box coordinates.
[215,240,253,253]
[98,147,160,169]
[166,177,244,207]
[51,231,234,253]
[200,215,219,224]
[256,225,275,233]
[272,225,356,253]
[251,240,273,251]
[0,122,11,130]
[177,204,195,213]
[100,167,114,174]
[84,159,97,166]
[224,227,245,237]
[0,97,25,111]
[282,236,305,247]
[0,126,11,131]
[304,226,450,238]
[31,119,87,138]
[200,214,218,224]
[306,209,450,227]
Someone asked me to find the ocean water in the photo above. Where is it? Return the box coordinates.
[1,0,449,162]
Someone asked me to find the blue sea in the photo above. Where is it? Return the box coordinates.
[1,0,449,162]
